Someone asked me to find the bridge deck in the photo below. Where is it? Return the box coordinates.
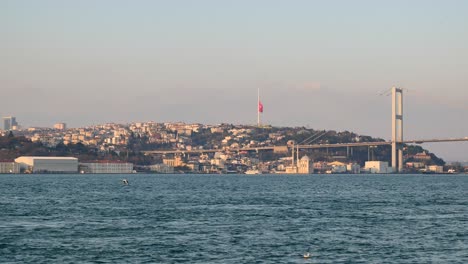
[142,138,468,155]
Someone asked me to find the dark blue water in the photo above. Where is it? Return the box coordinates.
[0,174,467,263]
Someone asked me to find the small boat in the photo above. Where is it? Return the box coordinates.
[122,179,129,185]
[303,252,311,258]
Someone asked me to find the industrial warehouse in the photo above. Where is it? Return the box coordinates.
[15,156,78,173]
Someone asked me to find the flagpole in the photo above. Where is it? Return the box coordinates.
[257,88,260,127]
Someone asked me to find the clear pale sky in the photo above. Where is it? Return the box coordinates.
[1,0,467,161]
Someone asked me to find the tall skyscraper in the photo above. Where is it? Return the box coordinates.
[3,116,18,130]
[54,123,67,130]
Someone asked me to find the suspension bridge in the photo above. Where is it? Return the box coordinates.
[143,88,468,172]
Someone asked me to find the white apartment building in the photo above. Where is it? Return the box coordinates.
[364,161,392,173]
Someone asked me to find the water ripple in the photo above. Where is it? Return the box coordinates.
[0,174,467,263]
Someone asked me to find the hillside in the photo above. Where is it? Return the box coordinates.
[0,126,445,168]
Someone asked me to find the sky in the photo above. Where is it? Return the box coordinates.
[1,0,467,161]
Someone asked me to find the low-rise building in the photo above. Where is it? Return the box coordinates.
[364,161,392,174]
[80,161,134,174]
[285,166,298,174]
[186,162,200,173]
[329,161,347,173]
[427,165,443,173]
[347,163,361,174]
[163,156,184,167]
[313,161,329,173]
[148,164,175,173]
[0,161,20,173]
[405,162,425,169]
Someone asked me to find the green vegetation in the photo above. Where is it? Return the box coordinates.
[0,133,153,165]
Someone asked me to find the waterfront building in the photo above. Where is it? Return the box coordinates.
[346,163,361,174]
[285,165,298,174]
[0,161,20,173]
[364,161,392,173]
[427,165,443,173]
[3,116,18,130]
[80,161,133,173]
[313,161,330,173]
[186,162,200,173]
[210,158,225,169]
[15,156,78,173]
[329,161,347,173]
[149,164,175,173]
[199,163,219,173]
[405,162,425,169]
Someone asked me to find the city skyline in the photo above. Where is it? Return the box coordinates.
[2,0,467,160]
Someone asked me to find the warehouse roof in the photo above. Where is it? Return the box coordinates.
[16,156,78,160]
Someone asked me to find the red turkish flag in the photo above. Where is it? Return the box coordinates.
[258,101,263,113]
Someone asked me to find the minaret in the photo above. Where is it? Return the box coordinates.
[296,144,299,168]
[292,142,295,169]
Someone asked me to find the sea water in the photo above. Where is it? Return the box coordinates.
[0,174,467,263]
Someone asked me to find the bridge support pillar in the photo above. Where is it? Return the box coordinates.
[392,87,404,172]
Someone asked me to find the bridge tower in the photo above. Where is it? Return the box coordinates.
[391,87,404,172]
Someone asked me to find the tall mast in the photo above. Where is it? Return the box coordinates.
[257,88,260,127]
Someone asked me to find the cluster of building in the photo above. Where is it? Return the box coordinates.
[3,120,205,153]
[147,154,403,174]
[1,118,464,174]
[0,155,456,174]
[1,119,303,155]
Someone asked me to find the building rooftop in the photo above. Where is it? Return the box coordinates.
[16,156,78,160]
